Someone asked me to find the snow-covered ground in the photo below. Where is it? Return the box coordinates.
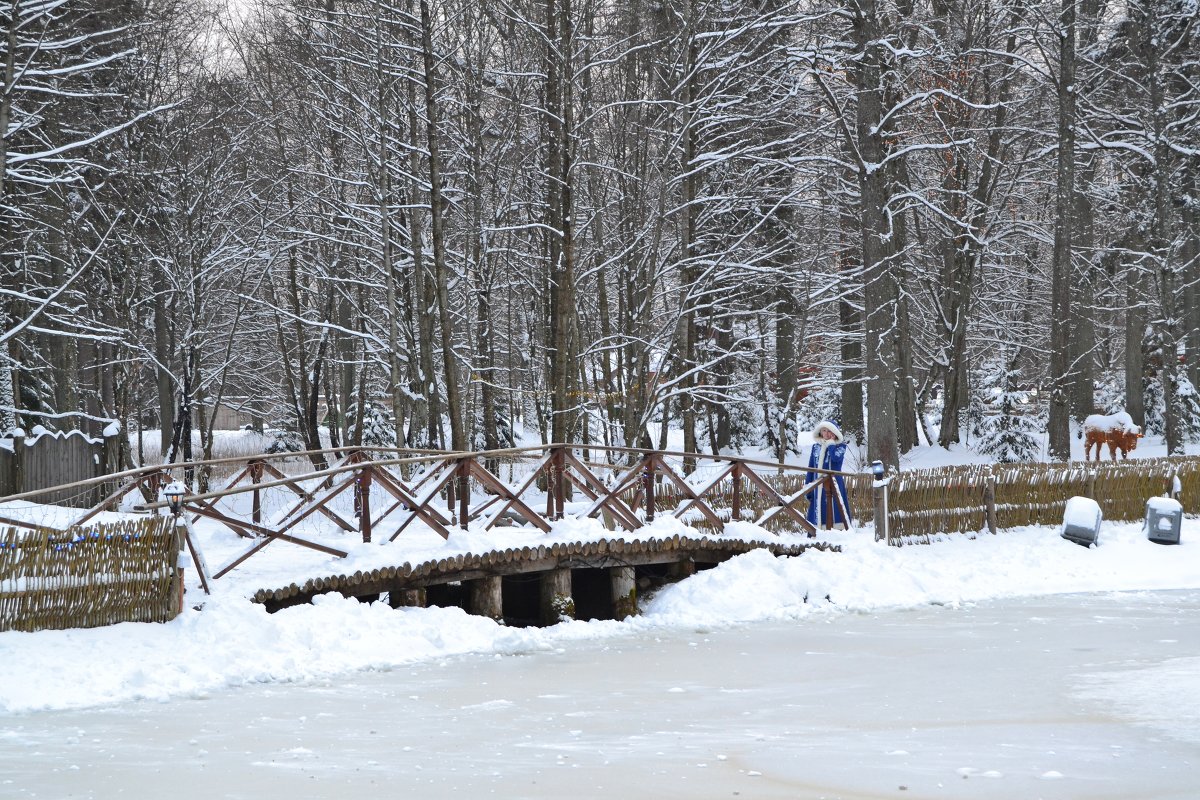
[2,584,1198,799]
[2,513,1198,717]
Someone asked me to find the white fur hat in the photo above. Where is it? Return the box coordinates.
[812,419,844,443]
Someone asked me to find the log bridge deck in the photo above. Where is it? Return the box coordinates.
[250,535,838,626]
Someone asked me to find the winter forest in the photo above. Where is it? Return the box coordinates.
[1,0,1198,478]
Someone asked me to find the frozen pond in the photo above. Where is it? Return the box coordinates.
[4,590,1199,799]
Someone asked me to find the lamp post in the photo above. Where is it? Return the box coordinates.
[869,461,891,545]
[161,480,210,596]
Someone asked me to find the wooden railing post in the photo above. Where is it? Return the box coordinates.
[358,468,373,543]
[823,476,834,530]
[643,455,655,523]
[458,458,469,530]
[249,460,265,524]
[984,473,997,535]
[11,432,24,495]
[553,448,566,519]
[730,461,742,522]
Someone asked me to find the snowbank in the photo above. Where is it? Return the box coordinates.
[2,514,1197,715]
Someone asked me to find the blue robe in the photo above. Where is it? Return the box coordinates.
[805,441,851,528]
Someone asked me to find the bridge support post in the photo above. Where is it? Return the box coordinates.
[668,558,695,581]
[611,566,637,619]
[469,576,503,620]
[388,587,425,608]
[540,568,574,624]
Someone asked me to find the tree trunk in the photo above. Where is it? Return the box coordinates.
[1124,259,1146,428]
[1047,0,1077,461]
[419,0,465,451]
[853,0,899,469]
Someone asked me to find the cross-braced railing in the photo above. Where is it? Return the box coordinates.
[1,444,859,581]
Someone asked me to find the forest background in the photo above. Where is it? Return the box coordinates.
[1,0,1198,484]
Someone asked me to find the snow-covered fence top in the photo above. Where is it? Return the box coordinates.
[885,457,1197,539]
[0,427,122,507]
[0,517,180,633]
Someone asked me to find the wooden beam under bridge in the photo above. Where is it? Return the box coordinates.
[250,535,840,623]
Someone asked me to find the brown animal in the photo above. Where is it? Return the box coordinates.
[1082,412,1143,461]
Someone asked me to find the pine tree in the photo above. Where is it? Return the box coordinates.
[349,402,396,448]
[976,362,1040,462]
[1171,372,1200,443]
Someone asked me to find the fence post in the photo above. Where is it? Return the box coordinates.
[984,473,997,535]
[11,431,24,495]
[873,476,890,544]
[249,460,264,524]
[100,433,120,506]
[458,458,469,530]
[553,447,566,519]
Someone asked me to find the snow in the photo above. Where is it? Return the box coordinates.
[1083,410,1139,434]
[2,509,1198,716]
[1148,496,1183,514]
[1062,495,1101,529]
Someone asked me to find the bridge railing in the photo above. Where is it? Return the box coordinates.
[0,444,863,581]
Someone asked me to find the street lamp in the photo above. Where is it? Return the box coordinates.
[162,480,209,597]
[868,461,890,545]
[163,481,187,516]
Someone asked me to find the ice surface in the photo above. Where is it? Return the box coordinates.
[1,593,1197,799]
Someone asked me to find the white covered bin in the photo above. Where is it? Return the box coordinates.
[1145,496,1183,545]
[1061,496,1102,547]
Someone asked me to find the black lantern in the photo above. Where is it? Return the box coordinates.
[870,460,886,480]
[163,481,187,516]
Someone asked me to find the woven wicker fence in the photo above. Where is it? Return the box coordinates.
[0,517,182,632]
[888,456,1197,538]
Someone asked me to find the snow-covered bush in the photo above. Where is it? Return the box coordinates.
[349,401,396,447]
[1093,374,1124,415]
[1171,372,1200,443]
[976,398,1040,462]
[1143,375,1165,436]
[795,385,840,434]
[264,426,305,454]
[471,408,516,450]
[973,360,1040,462]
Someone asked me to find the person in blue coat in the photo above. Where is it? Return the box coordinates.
[805,419,852,530]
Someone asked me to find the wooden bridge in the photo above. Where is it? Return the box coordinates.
[0,444,864,624]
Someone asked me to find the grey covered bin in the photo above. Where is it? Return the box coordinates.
[1145,497,1183,545]
[1061,496,1102,547]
